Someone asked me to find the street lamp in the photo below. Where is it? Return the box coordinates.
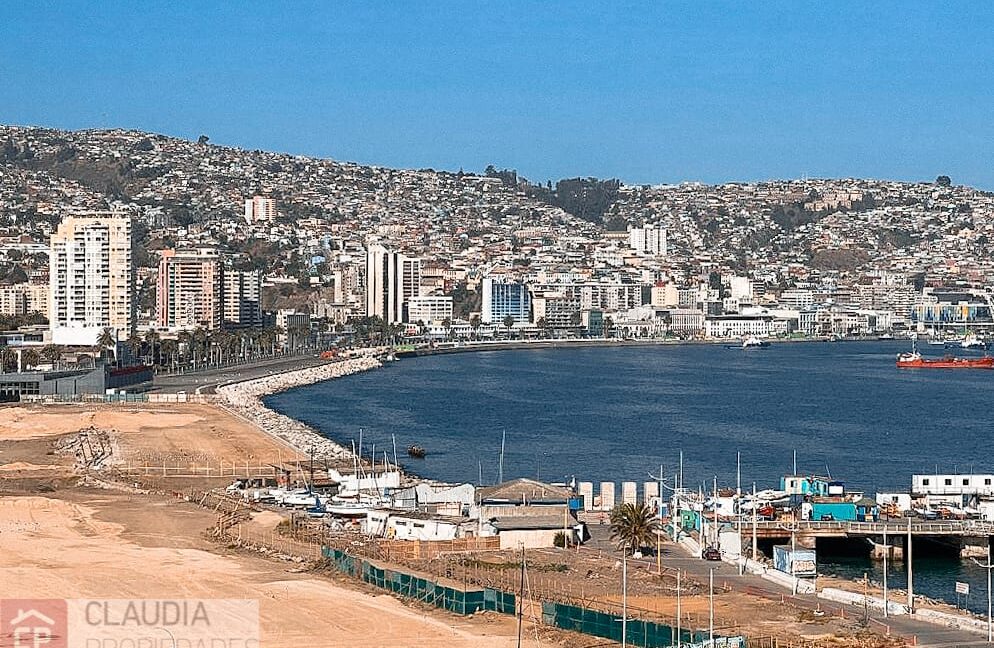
[971,542,993,643]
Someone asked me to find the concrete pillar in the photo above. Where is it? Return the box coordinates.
[600,482,615,511]
[578,482,594,511]
[961,536,989,559]
[622,481,637,506]
[644,481,659,506]
[869,536,904,561]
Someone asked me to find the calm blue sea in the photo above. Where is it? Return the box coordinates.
[265,340,994,612]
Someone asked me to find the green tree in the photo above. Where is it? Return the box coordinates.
[126,333,143,363]
[144,329,160,366]
[502,314,515,338]
[96,328,117,364]
[41,344,61,368]
[936,175,952,187]
[469,314,481,340]
[609,502,660,554]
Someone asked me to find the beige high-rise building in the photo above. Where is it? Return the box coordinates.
[243,196,276,224]
[222,269,263,328]
[0,283,50,318]
[50,212,133,345]
[157,248,222,330]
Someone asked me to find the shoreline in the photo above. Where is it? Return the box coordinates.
[401,335,902,357]
[215,354,383,462]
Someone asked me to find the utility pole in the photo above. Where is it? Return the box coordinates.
[970,542,994,643]
[622,545,628,648]
[709,567,714,648]
[883,527,889,618]
[907,517,914,614]
[752,482,758,561]
[676,569,682,648]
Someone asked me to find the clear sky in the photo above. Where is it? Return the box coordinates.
[1,2,992,187]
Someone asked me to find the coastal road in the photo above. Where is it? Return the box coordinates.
[582,524,988,647]
[151,354,326,394]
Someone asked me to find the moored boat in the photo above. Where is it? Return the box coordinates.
[407,444,426,458]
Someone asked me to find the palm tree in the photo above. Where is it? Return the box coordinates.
[159,339,178,370]
[21,349,39,370]
[441,317,452,341]
[603,316,615,339]
[609,502,661,555]
[536,317,548,339]
[502,314,515,339]
[144,329,160,365]
[469,314,481,340]
[41,344,61,368]
[0,347,15,372]
[96,328,117,365]
[126,332,143,364]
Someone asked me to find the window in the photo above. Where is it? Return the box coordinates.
[945,478,952,486]
[985,479,991,486]
[964,479,970,486]
[923,478,930,486]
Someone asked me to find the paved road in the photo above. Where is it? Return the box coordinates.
[582,522,987,647]
[151,354,326,393]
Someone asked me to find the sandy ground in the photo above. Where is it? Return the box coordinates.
[0,492,544,647]
[0,404,555,648]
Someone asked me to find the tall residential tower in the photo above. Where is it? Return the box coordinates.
[364,243,421,324]
[50,212,133,345]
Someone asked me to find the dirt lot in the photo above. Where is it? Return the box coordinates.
[0,403,555,647]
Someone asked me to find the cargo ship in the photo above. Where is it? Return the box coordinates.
[896,341,994,369]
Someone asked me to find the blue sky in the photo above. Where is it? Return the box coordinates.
[1,2,992,186]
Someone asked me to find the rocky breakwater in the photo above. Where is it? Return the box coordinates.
[216,356,382,460]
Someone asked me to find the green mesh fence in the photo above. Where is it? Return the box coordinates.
[484,587,516,614]
[320,546,356,576]
[541,600,727,648]
[320,546,742,648]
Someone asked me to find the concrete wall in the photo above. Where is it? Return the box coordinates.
[498,528,562,550]
[599,482,615,510]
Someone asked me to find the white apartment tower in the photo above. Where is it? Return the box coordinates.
[629,226,667,256]
[244,196,277,223]
[50,212,133,345]
[365,244,422,324]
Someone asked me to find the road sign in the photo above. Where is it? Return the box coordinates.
[956,581,970,595]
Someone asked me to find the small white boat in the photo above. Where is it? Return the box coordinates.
[277,489,319,508]
[741,335,770,349]
[961,333,986,349]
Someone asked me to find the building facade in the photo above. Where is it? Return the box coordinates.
[482,276,531,324]
[365,244,422,324]
[405,296,453,325]
[243,196,276,224]
[222,269,263,328]
[629,226,667,256]
[49,212,133,346]
[157,248,222,330]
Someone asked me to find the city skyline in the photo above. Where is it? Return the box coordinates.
[4,3,994,187]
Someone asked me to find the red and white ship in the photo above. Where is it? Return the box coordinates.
[896,339,994,369]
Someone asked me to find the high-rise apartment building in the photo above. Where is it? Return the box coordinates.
[0,283,49,318]
[50,212,133,346]
[243,196,276,224]
[629,226,667,256]
[365,244,421,324]
[157,248,222,330]
[222,269,263,328]
[482,276,531,324]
